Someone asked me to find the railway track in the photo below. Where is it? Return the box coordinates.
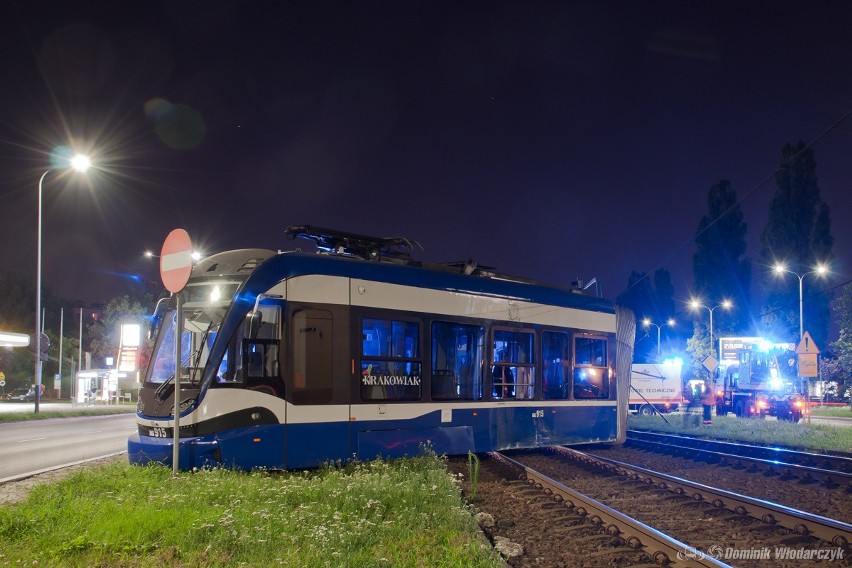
[625,430,852,490]
[628,430,852,471]
[456,448,852,566]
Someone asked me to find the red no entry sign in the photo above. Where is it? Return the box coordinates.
[160,229,193,293]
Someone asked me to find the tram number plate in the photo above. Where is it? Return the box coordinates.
[150,427,169,438]
[531,409,544,419]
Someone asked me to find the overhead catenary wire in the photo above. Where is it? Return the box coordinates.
[628,108,852,293]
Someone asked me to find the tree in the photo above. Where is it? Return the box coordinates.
[87,291,159,367]
[0,270,35,332]
[831,282,852,382]
[0,271,36,389]
[819,355,850,403]
[684,321,712,382]
[0,267,164,394]
[759,142,834,346]
[691,180,751,338]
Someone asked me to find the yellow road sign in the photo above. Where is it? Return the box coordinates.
[798,353,819,377]
[796,331,820,355]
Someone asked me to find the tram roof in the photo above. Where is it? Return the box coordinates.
[216,249,617,315]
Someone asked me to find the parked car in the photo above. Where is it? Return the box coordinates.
[5,387,35,402]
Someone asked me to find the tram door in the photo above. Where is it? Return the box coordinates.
[287,309,346,467]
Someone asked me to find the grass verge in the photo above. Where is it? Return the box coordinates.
[0,452,501,567]
[0,405,135,423]
[628,413,852,453]
[809,405,852,418]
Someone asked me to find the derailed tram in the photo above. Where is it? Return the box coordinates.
[129,226,635,471]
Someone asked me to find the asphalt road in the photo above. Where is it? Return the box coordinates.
[0,410,136,481]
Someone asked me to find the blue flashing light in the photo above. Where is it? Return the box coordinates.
[662,357,684,368]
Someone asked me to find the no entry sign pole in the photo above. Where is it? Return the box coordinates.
[160,229,193,476]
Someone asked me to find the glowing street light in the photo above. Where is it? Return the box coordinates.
[773,263,829,340]
[688,298,733,353]
[642,317,675,358]
[35,152,91,413]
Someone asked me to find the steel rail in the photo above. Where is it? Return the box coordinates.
[628,430,852,470]
[624,437,852,490]
[492,451,732,567]
[558,446,852,549]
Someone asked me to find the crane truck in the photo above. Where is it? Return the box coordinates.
[715,337,807,421]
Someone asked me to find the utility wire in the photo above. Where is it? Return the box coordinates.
[628,109,852,292]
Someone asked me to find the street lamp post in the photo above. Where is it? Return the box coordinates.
[773,263,829,340]
[688,298,733,354]
[642,317,675,358]
[774,263,829,423]
[35,154,91,413]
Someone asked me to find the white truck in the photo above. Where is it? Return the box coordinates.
[629,362,685,415]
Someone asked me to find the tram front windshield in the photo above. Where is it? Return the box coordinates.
[148,303,228,385]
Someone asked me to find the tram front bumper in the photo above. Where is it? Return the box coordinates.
[127,433,220,470]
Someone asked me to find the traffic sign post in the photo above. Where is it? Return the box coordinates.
[160,229,193,294]
[160,229,193,477]
[702,355,718,374]
[796,331,821,424]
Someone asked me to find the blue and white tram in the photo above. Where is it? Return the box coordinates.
[129,227,635,470]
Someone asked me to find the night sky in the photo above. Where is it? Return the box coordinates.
[2,1,851,339]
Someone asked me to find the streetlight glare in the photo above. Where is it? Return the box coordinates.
[70,154,91,172]
[773,262,831,339]
[642,317,675,358]
[688,298,733,355]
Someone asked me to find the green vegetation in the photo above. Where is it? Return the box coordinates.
[466,451,480,501]
[0,453,500,567]
[0,404,135,424]
[628,414,852,453]
[809,405,852,418]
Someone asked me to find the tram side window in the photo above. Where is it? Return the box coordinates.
[491,329,535,400]
[431,321,483,401]
[542,331,569,400]
[573,336,608,399]
[216,305,282,396]
[292,310,333,404]
[361,318,421,401]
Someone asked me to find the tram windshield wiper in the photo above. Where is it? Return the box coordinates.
[155,322,216,399]
[154,373,175,401]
